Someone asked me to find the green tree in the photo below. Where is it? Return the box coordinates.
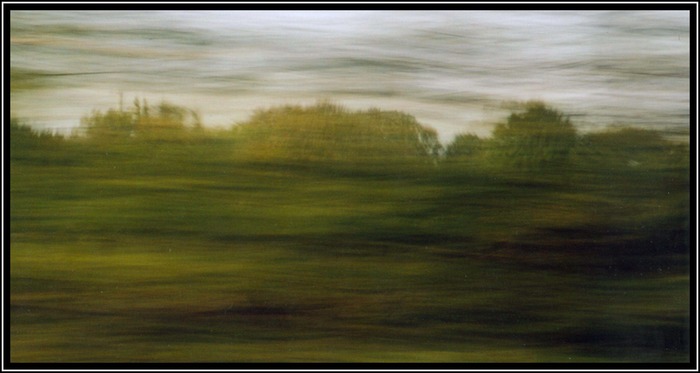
[134,102,187,141]
[577,126,687,170]
[10,118,65,162]
[231,102,442,166]
[81,99,197,143]
[489,101,577,170]
[445,133,483,158]
[81,108,134,141]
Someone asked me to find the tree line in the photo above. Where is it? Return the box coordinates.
[10,99,689,175]
[9,100,690,256]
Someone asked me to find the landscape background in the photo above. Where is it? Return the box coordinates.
[8,10,692,363]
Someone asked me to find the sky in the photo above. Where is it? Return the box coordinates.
[9,10,691,143]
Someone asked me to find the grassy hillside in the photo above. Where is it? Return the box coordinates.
[9,101,691,363]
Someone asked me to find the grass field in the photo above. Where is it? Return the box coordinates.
[8,103,691,362]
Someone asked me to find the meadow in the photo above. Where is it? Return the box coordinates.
[9,101,691,362]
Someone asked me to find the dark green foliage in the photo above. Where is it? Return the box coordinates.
[489,101,577,169]
[12,101,688,251]
[445,133,482,158]
[578,126,687,169]
[443,133,485,169]
[10,118,62,144]
[9,118,36,147]
[10,118,66,163]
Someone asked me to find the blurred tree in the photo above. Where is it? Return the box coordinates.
[10,117,36,140]
[232,102,442,166]
[445,133,483,159]
[577,126,687,170]
[135,102,187,141]
[10,118,38,155]
[81,108,134,141]
[81,99,197,143]
[10,118,65,162]
[489,101,577,170]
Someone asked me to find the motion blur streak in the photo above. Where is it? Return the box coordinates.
[10,11,689,142]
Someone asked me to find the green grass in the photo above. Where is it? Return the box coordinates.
[9,104,691,363]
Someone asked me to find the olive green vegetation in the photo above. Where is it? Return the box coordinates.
[10,101,690,362]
